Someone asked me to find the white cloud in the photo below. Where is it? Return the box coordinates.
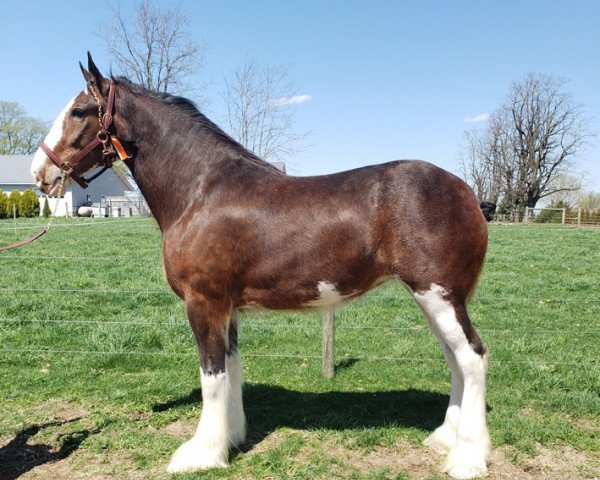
[464,113,490,123]
[271,94,313,106]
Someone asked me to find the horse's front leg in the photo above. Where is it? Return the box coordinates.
[167,297,246,473]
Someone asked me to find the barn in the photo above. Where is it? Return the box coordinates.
[0,154,136,217]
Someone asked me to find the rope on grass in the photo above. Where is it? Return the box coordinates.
[0,287,174,295]
[0,218,155,231]
[0,254,160,261]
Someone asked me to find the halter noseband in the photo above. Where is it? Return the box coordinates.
[39,80,131,189]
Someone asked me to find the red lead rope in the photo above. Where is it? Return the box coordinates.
[0,174,66,253]
[0,227,48,252]
[1,81,130,252]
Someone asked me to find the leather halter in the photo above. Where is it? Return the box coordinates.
[39,80,131,189]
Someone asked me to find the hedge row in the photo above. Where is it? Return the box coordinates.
[0,189,41,218]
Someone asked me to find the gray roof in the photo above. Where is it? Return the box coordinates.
[0,155,35,184]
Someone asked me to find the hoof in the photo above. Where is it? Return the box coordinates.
[424,425,456,455]
[443,445,489,479]
[167,438,229,474]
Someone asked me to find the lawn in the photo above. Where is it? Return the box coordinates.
[0,218,598,479]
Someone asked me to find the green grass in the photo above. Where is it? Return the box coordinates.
[0,218,598,479]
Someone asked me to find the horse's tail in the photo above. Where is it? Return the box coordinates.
[480,201,496,222]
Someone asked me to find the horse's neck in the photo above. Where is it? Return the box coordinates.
[124,100,211,231]
[121,92,283,232]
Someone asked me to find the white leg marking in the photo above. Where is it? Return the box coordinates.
[226,351,246,447]
[424,344,463,455]
[412,284,491,479]
[31,96,76,177]
[167,370,230,473]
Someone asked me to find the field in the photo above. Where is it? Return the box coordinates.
[0,218,598,479]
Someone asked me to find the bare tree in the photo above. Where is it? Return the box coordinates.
[577,190,600,209]
[222,60,310,162]
[0,101,49,154]
[458,128,503,204]
[460,73,593,210]
[540,174,582,207]
[101,0,206,95]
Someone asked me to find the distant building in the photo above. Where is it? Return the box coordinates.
[1,155,286,217]
[0,155,135,217]
[271,162,286,173]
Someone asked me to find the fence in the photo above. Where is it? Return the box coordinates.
[1,276,599,377]
[0,219,599,379]
[104,195,151,217]
[495,207,600,227]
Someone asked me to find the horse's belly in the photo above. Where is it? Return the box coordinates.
[238,275,392,311]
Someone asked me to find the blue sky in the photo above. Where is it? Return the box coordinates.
[1,0,599,190]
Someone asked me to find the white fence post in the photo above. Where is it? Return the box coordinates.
[577,208,582,228]
[322,308,335,379]
[561,208,566,225]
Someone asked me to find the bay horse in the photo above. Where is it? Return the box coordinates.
[31,54,491,479]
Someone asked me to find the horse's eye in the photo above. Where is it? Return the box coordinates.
[71,108,85,118]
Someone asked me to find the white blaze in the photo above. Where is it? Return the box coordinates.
[30,96,77,177]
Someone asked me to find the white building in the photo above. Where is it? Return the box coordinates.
[0,155,135,217]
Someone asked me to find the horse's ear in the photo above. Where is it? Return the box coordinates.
[86,52,105,85]
[79,62,95,85]
[79,52,104,88]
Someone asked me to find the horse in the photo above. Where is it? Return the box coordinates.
[31,54,491,479]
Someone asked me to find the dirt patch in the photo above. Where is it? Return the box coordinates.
[159,418,196,439]
[244,430,290,455]
[571,416,600,433]
[17,452,164,480]
[0,401,94,480]
[492,445,600,480]
[319,439,440,478]
[30,399,89,423]
[18,458,94,480]
[295,436,599,479]
[3,421,598,479]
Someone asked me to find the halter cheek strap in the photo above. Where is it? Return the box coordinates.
[40,80,132,189]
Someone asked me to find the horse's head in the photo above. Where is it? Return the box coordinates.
[31,53,128,194]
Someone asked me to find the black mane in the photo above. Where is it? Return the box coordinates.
[112,76,283,173]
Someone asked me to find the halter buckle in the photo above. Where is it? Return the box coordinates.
[59,163,73,175]
[97,131,109,143]
[102,113,113,128]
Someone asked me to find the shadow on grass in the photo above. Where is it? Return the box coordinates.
[334,357,360,373]
[153,383,448,451]
[0,418,99,480]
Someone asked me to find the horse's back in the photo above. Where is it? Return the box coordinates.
[285,159,488,299]
[164,159,487,307]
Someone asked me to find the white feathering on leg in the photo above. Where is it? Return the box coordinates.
[227,350,246,447]
[167,370,230,473]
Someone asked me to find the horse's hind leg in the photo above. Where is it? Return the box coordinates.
[423,343,463,455]
[167,297,246,473]
[412,284,491,479]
